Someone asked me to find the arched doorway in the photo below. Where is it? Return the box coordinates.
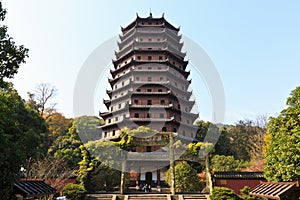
[145,172,152,185]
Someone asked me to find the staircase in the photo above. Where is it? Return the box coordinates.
[85,194,116,200]
[179,194,209,200]
[125,194,170,200]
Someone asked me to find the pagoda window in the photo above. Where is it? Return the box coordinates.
[148,38,152,42]
[114,95,117,99]
[134,99,138,105]
[104,132,107,138]
[160,77,163,81]
[148,77,152,82]
[148,48,152,50]
[147,113,151,118]
[148,56,152,60]
[158,89,163,92]
[147,89,152,92]
[135,77,140,81]
[147,100,152,105]
[158,66,162,70]
[178,104,180,109]
[169,100,172,104]
[122,81,124,86]
[148,66,152,70]
[159,113,164,118]
[118,104,121,109]
[140,38,143,41]
[175,82,178,87]
[111,107,113,111]
[108,119,111,123]
[115,85,117,89]
[138,66,142,69]
[173,128,177,132]
[160,100,165,105]
[157,38,160,42]
[125,61,127,64]
[134,113,139,118]
[162,127,167,132]
[137,89,141,92]
[142,22,145,25]
[159,56,163,60]
[121,92,123,96]
[115,117,118,121]
[112,130,116,136]
[137,56,141,60]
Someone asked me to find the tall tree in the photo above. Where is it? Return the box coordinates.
[27,83,57,118]
[0,86,47,198]
[264,86,300,182]
[0,2,28,88]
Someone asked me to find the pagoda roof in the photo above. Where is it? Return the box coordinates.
[121,13,180,33]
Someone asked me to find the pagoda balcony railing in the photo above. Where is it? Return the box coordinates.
[132,91,171,95]
[130,104,173,108]
[127,152,170,161]
[130,116,174,122]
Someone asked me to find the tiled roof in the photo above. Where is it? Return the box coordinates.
[213,171,265,179]
[250,182,300,199]
[14,181,56,198]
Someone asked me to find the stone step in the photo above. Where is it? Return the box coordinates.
[182,194,208,200]
[127,194,168,200]
[85,194,115,200]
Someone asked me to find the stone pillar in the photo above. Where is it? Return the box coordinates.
[120,160,126,194]
[157,169,160,187]
[169,132,175,195]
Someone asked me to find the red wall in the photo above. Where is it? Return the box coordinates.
[215,179,263,194]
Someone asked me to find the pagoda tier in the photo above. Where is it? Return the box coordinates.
[99,13,198,143]
[110,59,190,79]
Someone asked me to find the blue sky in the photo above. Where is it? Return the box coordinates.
[3,0,300,124]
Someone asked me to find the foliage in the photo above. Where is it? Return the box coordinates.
[62,183,86,200]
[166,161,201,192]
[48,119,83,169]
[0,86,47,198]
[210,155,249,173]
[264,86,300,182]
[74,115,103,144]
[0,2,28,88]
[88,163,121,192]
[210,187,241,200]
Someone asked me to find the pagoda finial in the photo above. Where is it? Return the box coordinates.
[162,12,165,18]
[149,9,152,18]
[136,12,139,18]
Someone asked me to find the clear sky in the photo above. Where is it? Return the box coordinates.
[3,0,300,124]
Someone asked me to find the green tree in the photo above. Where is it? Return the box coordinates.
[210,155,248,173]
[48,120,83,169]
[0,87,47,198]
[210,187,241,200]
[0,2,28,88]
[264,86,300,182]
[166,161,201,192]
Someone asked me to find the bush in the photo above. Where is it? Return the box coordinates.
[210,187,241,200]
[166,161,202,192]
[62,183,86,200]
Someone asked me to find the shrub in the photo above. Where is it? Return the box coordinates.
[210,187,241,200]
[62,183,86,200]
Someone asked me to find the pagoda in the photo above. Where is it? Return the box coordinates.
[99,13,199,187]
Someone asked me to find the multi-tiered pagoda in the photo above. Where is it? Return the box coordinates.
[99,13,199,187]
